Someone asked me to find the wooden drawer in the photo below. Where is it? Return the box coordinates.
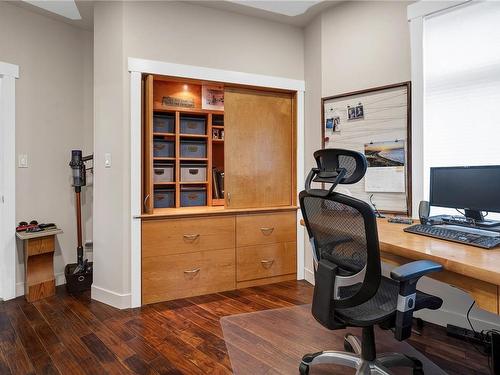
[142,216,235,257]
[236,242,296,282]
[142,248,235,304]
[236,211,296,247]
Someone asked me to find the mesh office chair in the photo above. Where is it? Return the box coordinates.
[299,149,443,375]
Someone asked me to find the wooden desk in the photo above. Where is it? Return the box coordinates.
[300,218,500,315]
[16,229,62,302]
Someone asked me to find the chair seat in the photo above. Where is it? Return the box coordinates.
[335,276,443,327]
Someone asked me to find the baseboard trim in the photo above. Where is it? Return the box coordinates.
[91,284,131,309]
[304,267,314,285]
[15,272,66,298]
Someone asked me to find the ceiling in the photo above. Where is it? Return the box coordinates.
[9,0,342,31]
[190,0,341,27]
[9,0,94,30]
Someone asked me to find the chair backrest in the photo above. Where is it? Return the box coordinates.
[300,149,381,310]
[312,148,367,184]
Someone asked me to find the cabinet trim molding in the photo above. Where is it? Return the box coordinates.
[129,58,305,308]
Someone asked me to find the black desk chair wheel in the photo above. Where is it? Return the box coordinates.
[299,149,443,375]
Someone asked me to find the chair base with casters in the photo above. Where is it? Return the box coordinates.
[299,327,424,375]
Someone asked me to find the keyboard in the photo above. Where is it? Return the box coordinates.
[404,224,500,249]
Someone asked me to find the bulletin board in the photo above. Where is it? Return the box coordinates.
[322,82,412,215]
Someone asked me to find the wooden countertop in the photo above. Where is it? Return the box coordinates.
[299,217,500,286]
[376,219,500,286]
[139,205,299,220]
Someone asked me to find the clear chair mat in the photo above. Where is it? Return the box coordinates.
[221,304,446,375]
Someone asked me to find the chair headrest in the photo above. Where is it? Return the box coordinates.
[313,148,367,185]
[304,149,367,197]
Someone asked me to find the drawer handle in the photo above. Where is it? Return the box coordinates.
[260,227,275,235]
[183,234,200,241]
[183,268,200,278]
[260,259,275,269]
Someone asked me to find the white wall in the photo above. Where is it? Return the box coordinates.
[0,2,93,293]
[92,0,305,307]
[321,1,411,97]
[303,0,500,331]
[303,13,323,283]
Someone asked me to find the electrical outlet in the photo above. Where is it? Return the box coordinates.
[18,154,28,168]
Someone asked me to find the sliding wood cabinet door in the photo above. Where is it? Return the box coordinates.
[225,87,294,208]
[143,75,154,214]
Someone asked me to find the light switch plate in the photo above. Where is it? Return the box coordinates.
[18,154,28,168]
[104,153,112,168]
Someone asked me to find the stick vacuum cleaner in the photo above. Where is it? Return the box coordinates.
[65,150,94,294]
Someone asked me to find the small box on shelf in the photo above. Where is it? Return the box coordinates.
[153,139,175,158]
[154,188,175,208]
[153,113,175,133]
[181,164,207,182]
[181,186,207,207]
[180,115,206,135]
[154,163,174,183]
[180,139,207,158]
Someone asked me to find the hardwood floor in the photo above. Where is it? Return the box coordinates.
[0,281,490,375]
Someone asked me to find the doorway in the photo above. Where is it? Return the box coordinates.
[0,61,18,301]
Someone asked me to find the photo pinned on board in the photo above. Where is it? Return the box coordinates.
[347,102,364,120]
[326,116,341,132]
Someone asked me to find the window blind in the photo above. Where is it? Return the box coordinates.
[423,1,500,218]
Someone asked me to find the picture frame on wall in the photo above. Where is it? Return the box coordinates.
[202,85,224,111]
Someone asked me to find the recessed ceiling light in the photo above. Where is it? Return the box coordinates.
[23,0,82,20]
[228,1,322,17]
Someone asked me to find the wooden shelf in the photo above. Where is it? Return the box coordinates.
[154,182,175,186]
[179,157,208,161]
[154,106,224,116]
[145,76,227,213]
[153,132,175,138]
[212,139,224,143]
[180,134,208,139]
[144,205,299,219]
[154,157,176,161]
[212,198,225,206]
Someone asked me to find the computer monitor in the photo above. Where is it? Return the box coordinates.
[430,165,500,223]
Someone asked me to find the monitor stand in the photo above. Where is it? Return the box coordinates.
[464,209,500,228]
[433,211,500,229]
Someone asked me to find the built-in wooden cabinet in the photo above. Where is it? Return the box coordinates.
[142,211,296,304]
[141,74,298,305]
[224,88,295,208]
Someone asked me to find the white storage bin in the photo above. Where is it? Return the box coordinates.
[154,163,174,183]
[180,164,207,182]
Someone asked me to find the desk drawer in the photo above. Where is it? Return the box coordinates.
[142,248,235,304]
[236,242,296,282]
[236,212,296,247]
[142,216,235,257]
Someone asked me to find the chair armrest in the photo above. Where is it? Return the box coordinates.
[390,260,443,341]
[390,260,443,283]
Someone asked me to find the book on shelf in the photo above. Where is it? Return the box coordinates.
[212,168,224,199]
